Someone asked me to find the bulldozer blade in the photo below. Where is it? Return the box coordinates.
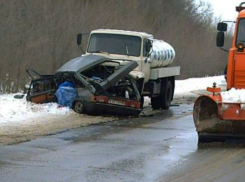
[193,96,245,143]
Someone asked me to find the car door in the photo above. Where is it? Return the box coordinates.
[26,69,57,104]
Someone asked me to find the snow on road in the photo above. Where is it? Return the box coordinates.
[0,75,232,145]
[0,94,72,123]
[0,75,226,124]
[175,75,226,94]
[221,88,245,103]
[0,95,116,145]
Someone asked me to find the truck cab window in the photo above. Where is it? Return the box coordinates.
[87,34,141,57]
[236,18,245,45]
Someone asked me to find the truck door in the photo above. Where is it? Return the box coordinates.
[142,39,151,83]
[26,69,57,104]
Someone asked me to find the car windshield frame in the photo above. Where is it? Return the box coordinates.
[87,33,142,57]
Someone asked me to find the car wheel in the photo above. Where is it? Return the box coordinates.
[74,101,84,114]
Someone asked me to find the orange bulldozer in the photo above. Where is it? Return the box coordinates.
[194,2,245,143]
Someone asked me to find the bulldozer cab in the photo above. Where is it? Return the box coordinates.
[193,2,245,144]
[227,12,245,89]
[216,5,245,90]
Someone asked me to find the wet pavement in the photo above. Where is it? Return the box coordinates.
[0,103,245,182]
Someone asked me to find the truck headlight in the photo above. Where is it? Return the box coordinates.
[237,42,244,52]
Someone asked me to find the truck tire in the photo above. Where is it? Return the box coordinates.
[74,101,84,114]
[160,81,173,109]
[151,96,161,110]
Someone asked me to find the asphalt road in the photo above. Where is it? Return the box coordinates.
[0,103,245,182]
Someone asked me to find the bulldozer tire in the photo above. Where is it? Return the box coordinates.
[160,81,172,109]
[198,134,227,144]
[198,134,213,143]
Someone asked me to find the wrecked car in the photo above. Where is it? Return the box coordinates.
[26,54,142,116]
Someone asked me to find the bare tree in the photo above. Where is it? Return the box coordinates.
[0,0,231,93]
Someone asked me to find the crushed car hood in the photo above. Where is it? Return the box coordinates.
[57,55,107,73]
[57,54,138,91]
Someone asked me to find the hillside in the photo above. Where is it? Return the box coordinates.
[0,0,230,92]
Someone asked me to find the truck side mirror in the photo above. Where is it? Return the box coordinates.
[216,32,225,47]
[77,33,82,45]
[217,22,227,32]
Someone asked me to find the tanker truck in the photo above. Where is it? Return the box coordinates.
[77,29,180,110]
[26,29,180,115]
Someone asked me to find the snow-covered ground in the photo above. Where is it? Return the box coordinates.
[0,75,226,124]
[0,94,72,124]
[175,75,226,94]
[221,88,245,103]
[2,74,243,145]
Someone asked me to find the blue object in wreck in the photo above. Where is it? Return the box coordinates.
[58,81,75,88]
[92,76,103,82]
[55,85,76,108]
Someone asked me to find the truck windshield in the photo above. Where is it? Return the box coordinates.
[87,33,141,57]
[236,19,245,45]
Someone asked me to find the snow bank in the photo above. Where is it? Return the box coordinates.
[0,75,227,124]
[221,88,245,103]
[174,75,245,103]
[175,75,226,94]
[0,94,73,123]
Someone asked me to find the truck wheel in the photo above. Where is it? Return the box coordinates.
[74,101,84,114]
[160,81,173,109]
[151,96,161,110]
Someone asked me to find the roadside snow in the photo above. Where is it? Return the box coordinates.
[2,74,245,145]
[221,88,245,103]
[0,75,227,124]
[175,75,226,94]
[175,75,245,103]
[0,94,115,145]
[0,94,73,123]
[4,74,245,145]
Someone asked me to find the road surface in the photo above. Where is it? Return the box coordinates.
[0,103,244,182]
